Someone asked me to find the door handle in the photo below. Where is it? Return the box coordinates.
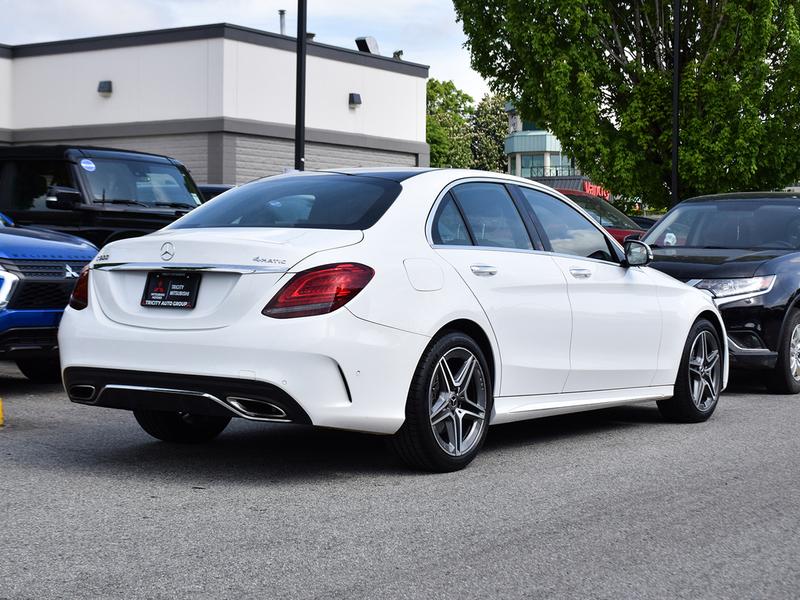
[470,264,498,277]
[569,268,592,279]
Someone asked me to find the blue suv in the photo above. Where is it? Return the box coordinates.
[0,212,96,382]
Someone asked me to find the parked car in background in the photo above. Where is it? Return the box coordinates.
[630,215,659,230]
[556,189,645,244]
[198,184,234,202]
[642,192,800,393]
[0,211,96,382]
[0,146,203,248]
[60,169,726,472]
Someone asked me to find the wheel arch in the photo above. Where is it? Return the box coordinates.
[431,318,498,394]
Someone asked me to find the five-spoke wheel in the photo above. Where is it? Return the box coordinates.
[658,318,722,422]
[390,331,492,472]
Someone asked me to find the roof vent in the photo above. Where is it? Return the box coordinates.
[355,36,380,55]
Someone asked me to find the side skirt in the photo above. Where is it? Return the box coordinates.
[491,385,674,425]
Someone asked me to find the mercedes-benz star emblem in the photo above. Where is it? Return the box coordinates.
[160,242,175,261]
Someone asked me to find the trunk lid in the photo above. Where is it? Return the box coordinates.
[92,227,363,330]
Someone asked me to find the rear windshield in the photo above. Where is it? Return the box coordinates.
[643,199,800,250]
[171,174,402,230]
[564,193,640,230]
[80,158,201,209]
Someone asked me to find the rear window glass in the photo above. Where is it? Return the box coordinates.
[171,174,402,230]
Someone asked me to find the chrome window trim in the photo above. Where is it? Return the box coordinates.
[92,262,287,274]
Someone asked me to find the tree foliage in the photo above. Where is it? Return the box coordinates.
[471,94,509,172]
[427,79,474,168]
[453,0,800,207]
[427,79,508,171]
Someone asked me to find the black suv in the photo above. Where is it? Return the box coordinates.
[0,146,203,248]
[642,192,800,393]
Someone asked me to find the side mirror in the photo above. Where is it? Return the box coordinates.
[623,239,653,267]
[624,232,642,242]
[46,186,82,210]
[0,211,14,226]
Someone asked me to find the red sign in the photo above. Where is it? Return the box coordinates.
[582,181,611,200]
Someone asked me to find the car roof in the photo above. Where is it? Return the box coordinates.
[323,168,437,182]
[684,192,800,202]
[0,144,179,164]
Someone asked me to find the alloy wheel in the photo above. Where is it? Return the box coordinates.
[428,347,488,457]
[688,330,721,411]
[789,324,800,381]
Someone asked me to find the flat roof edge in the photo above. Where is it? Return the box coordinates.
[4,23,429,78]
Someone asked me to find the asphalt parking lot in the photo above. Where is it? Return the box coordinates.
[0,361,798,600]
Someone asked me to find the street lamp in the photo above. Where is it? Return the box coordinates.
[294,0,307,171]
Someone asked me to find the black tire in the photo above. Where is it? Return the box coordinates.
[658,318,722,422]
[389,331,493,472]
[765,309,800,394]
[133,410,231,443]
[15,357,62,384]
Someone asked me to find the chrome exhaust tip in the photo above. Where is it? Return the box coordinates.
[69,384,97,402]
[226,396,289,420]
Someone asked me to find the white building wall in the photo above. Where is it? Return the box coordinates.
[0,56,11,130]
[8,37,425,144]
[220,39,424,143]
[10,39,224,129]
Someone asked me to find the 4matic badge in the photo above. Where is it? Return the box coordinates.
[253,257,287,265]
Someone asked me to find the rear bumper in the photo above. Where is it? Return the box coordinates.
[58,304,429,434]
[64,367,312,424]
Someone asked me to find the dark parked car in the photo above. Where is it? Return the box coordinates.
[642,192,800,392]
[557,189,645,244]
[198,184,234,202]
[0,146,203,248]
[630,215,659,230]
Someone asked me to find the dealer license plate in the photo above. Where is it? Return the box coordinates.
[141,272,201,309]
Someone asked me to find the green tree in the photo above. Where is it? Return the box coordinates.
[427,78,474,168]
[453,0,800,207]
[471,94,509,172]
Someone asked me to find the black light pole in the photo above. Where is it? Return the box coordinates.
[294,0,307,171]
[671,0,681,207]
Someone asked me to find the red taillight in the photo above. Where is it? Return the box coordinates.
[263,263,374,319]
[69,266,90,310]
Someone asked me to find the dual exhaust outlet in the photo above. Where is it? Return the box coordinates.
[68,384,290,422]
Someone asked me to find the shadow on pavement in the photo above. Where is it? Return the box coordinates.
[1,360,781,482]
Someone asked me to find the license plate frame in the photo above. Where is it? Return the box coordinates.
[141,272,201,310]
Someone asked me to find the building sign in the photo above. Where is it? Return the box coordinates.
[582,181,611,200]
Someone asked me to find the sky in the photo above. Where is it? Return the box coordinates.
[0,0,491,101]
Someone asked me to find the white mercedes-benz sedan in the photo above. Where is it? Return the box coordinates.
[59,169,728,471]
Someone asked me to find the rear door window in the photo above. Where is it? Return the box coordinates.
[450,183,532,250]
[431,194,472,246]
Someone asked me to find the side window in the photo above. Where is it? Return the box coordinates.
[0,160,75,211]
[432,194,472,246]
[519,187,616,262]
[451,183,532,250]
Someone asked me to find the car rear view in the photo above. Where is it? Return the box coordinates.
[58,172,427,438]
